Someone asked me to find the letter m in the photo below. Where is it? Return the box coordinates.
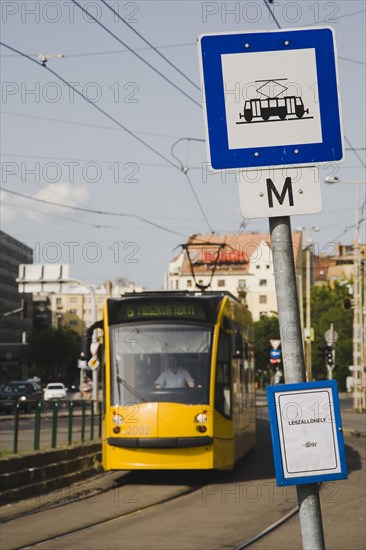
[266,177,294,208]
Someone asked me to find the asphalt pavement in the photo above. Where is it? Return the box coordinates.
[1,392,365,550]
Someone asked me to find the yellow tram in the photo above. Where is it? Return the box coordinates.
[100,291,256,470]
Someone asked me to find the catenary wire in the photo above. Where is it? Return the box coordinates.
[2,152,173,169]
[0,42,180,171]
[70,0,201,108]
[0,42,214,235]
[1,188,189,238]
[0,42,195,59]
[2,111,188,141]
[2,162,228,226]
[170,138,214,233]
[262,0,366,176]
[100,0,200,91]
[0,199,117,229]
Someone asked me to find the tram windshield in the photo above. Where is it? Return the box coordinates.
[110,323,212,405]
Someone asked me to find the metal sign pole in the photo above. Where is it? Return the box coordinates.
[269,215,325,549]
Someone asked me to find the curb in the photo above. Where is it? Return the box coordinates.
[343,428,366,438]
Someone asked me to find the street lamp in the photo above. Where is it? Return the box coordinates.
[324,176,365,412]
[297,226,320,382]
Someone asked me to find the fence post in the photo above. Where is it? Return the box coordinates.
[90,401,95,440]
[68,400,74,446]
[34,401,42,450]
[13,403,20,455]
[98,401,102,438]
[51,401,59,449]
[81,400,86,442]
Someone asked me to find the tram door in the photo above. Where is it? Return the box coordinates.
[286,97,296,115]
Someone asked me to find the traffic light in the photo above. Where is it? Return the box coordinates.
[325,345,333,367]
[343,298,352,310]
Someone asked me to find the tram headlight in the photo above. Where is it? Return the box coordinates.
[113,413,124,424]
[195,413,207,424]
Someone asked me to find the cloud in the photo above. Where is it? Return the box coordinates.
[1,183,91,222]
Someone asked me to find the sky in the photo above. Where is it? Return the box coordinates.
[1,0,365,289]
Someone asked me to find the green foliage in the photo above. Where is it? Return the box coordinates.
[27,327,81,384]
[253,316,280,387]
[310,283,352,388]
[252,282,352,390]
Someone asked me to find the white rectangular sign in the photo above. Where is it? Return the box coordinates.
[275,388,341,478]
[237,165,322,218]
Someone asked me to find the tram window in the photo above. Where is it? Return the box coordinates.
[110,323,211,405]
[215,332,231,418]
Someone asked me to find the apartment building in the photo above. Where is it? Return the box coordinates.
[165,232,303,321]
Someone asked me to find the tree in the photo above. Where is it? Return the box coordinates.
[27,327,81,385]
[253,315,281,388]
[310,283,352,389]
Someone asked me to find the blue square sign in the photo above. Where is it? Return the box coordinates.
[266,381,348,487]
[198,27,344,169]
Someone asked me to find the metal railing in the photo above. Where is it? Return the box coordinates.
[0,399,102,455]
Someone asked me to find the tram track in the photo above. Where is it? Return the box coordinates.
[233,505,299,549]
[4,477,205,550]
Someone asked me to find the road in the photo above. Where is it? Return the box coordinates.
[1,407,365,550]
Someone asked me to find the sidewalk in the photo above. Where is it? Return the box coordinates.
[338,392,366,438]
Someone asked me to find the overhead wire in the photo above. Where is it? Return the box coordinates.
[100,0,200,91]
[2,152,173,169]
[262,0,366,176]
[2,111,187,141]
[1,188,189,238]
[0,42,195,59]
[0,199,116,229]
[70,0,201,108]
[0,41,215,234]
[0,42,180,171]
[170,138,214,233]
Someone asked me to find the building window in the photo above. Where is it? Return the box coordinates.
[70,320,78,327]
[260,312,268,318]
[259,279,267,286]
[217,279,225,287]
[56,297,62,307]
[256,265,260,269]
[175,280,179,289]
[70,309,78,315]
[187,280,192,288]
[259,295,267,304]
[266,265,271,269]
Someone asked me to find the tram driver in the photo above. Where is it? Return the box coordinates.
[154,354,194,389]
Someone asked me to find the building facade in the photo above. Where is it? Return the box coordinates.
[36,278,144,336]
[165,232,303,321]
[0,231,33,382]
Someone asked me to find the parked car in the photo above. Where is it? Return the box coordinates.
[43,382,67,401]
[0,380,43,412]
